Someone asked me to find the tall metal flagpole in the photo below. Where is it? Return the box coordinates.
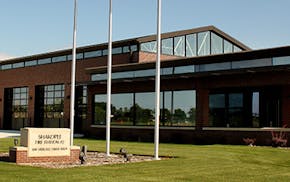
[154,0,161,160]
[106,0,113,157]
[70,0,78,146]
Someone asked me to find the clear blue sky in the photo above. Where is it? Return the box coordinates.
[0,0,290,59]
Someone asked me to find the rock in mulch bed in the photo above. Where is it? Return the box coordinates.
[0,152,157,169]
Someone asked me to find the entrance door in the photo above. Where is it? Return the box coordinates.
[260,88,281,127]
[3,89,13,129]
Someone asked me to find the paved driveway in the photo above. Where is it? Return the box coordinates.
[0,130,20,138]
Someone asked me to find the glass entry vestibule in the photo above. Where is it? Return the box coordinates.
[208,87,282,128]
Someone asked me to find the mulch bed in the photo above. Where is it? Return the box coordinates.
[0,152,157,168]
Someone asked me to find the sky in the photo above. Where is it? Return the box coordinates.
[0,0,290,60]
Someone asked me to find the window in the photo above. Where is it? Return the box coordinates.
[197,31,210,56]
[211,32,223,55]
[174,65,195,74]
[43,84,65,128]
[161,67,173,75]
[67,53,84,60]
[233,46,242,52]
[12,62,24,68]
[141,41,157,53]
[52,55,67,63]
[228,93,243,127]
[112,71,134,79]
[174,36,185,56]
[84,50,102,58]
[134,69,155,78]
[11,87,29,129]
[38,58,51,65]
[209,94,226,127]
[93,90,196,127]
[186,34,197,57]
[232,58,272,69]
[252,92,259,127]
[273,56,290,66]
[162,38,173,55]
[102,49,108,56]
[111,93,134,125]
[172,90,196,126]
[94,94,106,125]
[198,62,231,72]
[130,45,138,52]
[2,64,12,70]
[224,40,233,53]
[91,73,107,81]
[135,92,155,125]
[25,60,37,67]
[112,47,122,55]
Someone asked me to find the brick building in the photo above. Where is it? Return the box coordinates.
[1,26,290,145]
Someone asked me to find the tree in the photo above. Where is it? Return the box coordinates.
[173,108,186,123]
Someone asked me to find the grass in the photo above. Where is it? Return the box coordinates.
[1,138,290,181]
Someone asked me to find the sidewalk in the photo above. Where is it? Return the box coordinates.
[0,130,20,138]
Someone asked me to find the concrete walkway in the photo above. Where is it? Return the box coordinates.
[0,130,20,138]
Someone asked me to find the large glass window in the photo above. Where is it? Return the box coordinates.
[93,90,196,127]
[43,84,64,127]
[209,92,252,127]
[111,93,134,125]
[11,87,29,129]
[162,38,173,55]
[197,31,210,56]
[135,92,155,125]
[186,34,197,57]
[209,94,226,127]
[174,36,185,56]
[172,90,196,126]
[228,93,243,127]
[94,94,106,125]
[211,32,223,55]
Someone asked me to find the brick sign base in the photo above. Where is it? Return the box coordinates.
[9,146,80,164]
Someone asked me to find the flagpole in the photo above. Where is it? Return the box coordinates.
[70,0,78,146]
[154,0,161,160]
[106,0,113,157]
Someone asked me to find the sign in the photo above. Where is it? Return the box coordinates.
[20,128,70,157]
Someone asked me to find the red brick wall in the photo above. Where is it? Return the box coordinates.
[139,51,182,63]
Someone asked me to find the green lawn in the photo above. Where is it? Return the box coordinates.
[1,138,290,182]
